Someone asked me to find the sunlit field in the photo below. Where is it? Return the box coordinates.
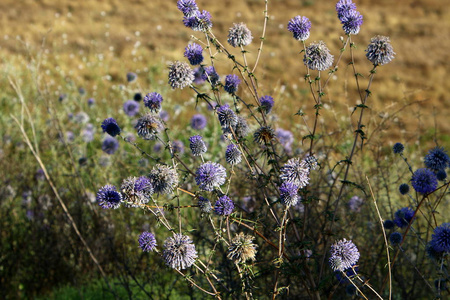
[0,0,449,299]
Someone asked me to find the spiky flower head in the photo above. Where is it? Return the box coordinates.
[102,137,119,155]
[366,35,395,66]
[149,164,179,194]
[184,43,204,65]
[189,135,207,156]
[280,158,310,188]
[304,154,319,170]
[430,223,450,253]
[224,74,241,94]
[341,10,363,35]
[399,183,410,195]
[233,116,250,139]
[424,147,449,171]
[426,243,444,261]
[383,220,395,230]
[303,41,334,71]
[138,231,157,252]
[228,233,258,263]
[389,232,403,246]
[436,169,447,181]
[163,233,198,270]
[97,184,122,209]
[227,23,253,47]
[198,196,212,213]
[329,238,360,272]
[101,118,121,137]
[177,0,198,17]
[123,100,140,117]
[392,142,404,154]
[393,207,415,228]
[126,72,137,83]
[191,114,207,130]
[195,162,227,191]
[143,92,164,113]
[135,114,164,140]
[411,168,438,194]
[276,129,294,153]
[287,16,311,41]
[259,95,274,114]
[217,104,238,128]
[121,176,153,207]
[225,144,242,165]
[183,10,212,32]
[348,196,363,212]
[279,182,300,206]
[214,195,235,216]
[253,126,275,145]
[172,140,185,154]
[202,66,220,86]
[336,0,357,21]
[168,61,194,89]
[135,176,154,200]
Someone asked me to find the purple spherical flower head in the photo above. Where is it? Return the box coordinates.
[224,74,241,94]
[135,114,164,140]
[102,137,119,155]
[280,158,310,188]
[193,67,206,84]
[183,10,212,32]
[134,93,142,101]
[389,232,403,246]
[184,43,204,65]
[159,110,169,122]
[411,168,438,194]
[336,0,357,20]
[225,144,242,165]
[214,195,235,216]
[168,61,194,89]
[143,92,163,113]
[393,207,415,228]
[138,231,157,252]
[341,10,363,35]
[399,183,410,195]
[392,142,404,154]
[195,162,227,191]
[149,164,179,194]
[276,129,294,153]
[348,196,363,212]
[198,196,212,213]
[135,176,154,198]
[202,66,219,86]
[97,184,122,209]
[383,220,395,230]
[217,104,238,128]
[101,118,121,137]
[163,233,198,270]
[189,135,207,156]
[126,72,137,83]
[177,0,198,17]
[259,95,274,114]
[123,100,140,117]
[304,41,334,71]
[329,238,360,272]
[191,114,207,130]
[436,169,447,181]
[87,98,95,106]
[430,223,450,253]
[424,147,449,171]
[279,182,300,207]
[366,35,395,66]
[172,140,185,154]
[287,16,311,41]
[227,23,253,47]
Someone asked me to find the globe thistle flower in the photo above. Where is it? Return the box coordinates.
[424,147,449,171]
[198,196,212,213]
[168,61,194,89]
[214,195,235,216]
[87,98,95,106]
[253,126,275,145]
[193,67,206,85]
[75,112,90,124]
[177,0,198,17]
[121,176,153,206]
[329,238,360,272]
[303,41,334,71]
[97,184,122,209]
[101,118,121,137]
[280,158,310,188]
[233,116,250,139]
[183,10,212,32]
[341,10,363,35]
[78,87,86,95]
[429,223,450,253]
[426,243,444,261]
[159,110,169,122]
[224,74,241,94]
[135,176,154,200]
[227,23,253,47]
[276,128,294,153]
[436,169,447,181]
[392,142,404,154]
[259,95,274,114]
[58,93,67,102]
[123,100,140,117]
[287,16,311,41]
[399,183,410,195]
[228,233,258,263]
[191,114,207,130]
[143,92,163,113]
[217,104,238,128]
[149,164,179,194]
[336,0,357,21]
[172,140,185,154]
[366,35,395,66]
[133,92,142,101]
[304,154,319,170]
[195,162,227,191]
[102,137,119,155]
[393,207,415,228]
[65,131,75,143]
[135,114,164,140]
[383,220,395,230]
[202,66,220,86]
[225,144,242,165]
[411,168,438,194]
[163,233,198,270]
[348,195,363,212]
[189,135,207,156]
[389,232,403,246]
[126,72,137,83]
[279,182,300,206]
[184,43,204,65]
[138,231,157,252]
